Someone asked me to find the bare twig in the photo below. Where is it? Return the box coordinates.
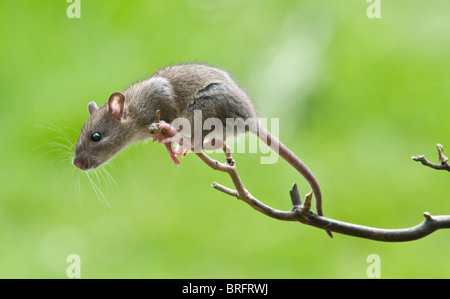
[412,144,450,172]
[196,147,450,242]
[149,116,450,242]
[148,110,162,135]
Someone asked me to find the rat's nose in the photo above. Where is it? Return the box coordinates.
[73,158,83,169]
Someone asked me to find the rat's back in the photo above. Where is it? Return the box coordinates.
[153,64,253,112]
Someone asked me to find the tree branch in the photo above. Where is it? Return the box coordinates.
[149,116,450,242]
[196,147,450,242]
[412,144,450,172]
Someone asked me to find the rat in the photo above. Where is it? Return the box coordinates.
[72,63,332,238]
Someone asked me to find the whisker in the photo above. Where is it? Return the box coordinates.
[35,122,77,163]
[36,143,73,155]
[36,121,93,213]
[86,170,112,209]
[34,141,73,154]
[98,168,112,192]
[76,169,83,210]
[105,160,117,169]
[36,121,118,211]
[37,121,74,140]
[55,136,75,149]
[101,165,119,194]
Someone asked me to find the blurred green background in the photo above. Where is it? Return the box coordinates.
[0,0,449,278]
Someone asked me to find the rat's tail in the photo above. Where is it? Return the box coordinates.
[251,126,333,239]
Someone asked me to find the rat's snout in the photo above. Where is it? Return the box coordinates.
[73,159,82,169]
[72,156,86,170]
[72,151,96,170]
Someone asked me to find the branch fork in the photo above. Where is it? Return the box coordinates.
[412,144,450,171]
[197,145,450,242]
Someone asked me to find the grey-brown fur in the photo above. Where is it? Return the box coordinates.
[126,64,257,136]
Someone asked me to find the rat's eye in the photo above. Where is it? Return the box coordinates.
[91,132,102,142]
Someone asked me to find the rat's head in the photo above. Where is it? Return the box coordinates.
[73,92,134,170]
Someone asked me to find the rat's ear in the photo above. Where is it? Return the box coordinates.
[88,101,98,116]
[108,92,125,121]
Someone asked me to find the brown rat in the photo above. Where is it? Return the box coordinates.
[73,63,331,238]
